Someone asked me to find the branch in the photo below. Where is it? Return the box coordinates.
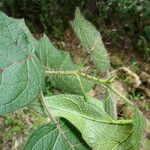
[45,70,113,84]
[45,70,133,106]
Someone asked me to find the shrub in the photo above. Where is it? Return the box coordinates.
[0,8,145,150]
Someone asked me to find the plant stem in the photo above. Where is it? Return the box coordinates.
[45,70,133,106]
[45,70,112,84]
[40,92,75,150]
[40,91,57,123]
[105,84,133,106]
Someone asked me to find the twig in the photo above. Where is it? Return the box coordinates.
[45,69,133,106]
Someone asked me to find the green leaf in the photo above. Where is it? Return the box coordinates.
[132,107,146,150]
[24,119,90,150]
[44,94,134,150]
[36,34,93,94]
[0,11,44,114]
[103,89,117,119]
[71,8,110,72]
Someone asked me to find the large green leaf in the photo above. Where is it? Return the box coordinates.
[44,94,134,150]
[36,35,93,94]
[24,119,90,150]
[71,8,110,72]
[0,11,44,114]
[132,107,146,150]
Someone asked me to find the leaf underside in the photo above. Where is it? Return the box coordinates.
[44,94,134,150]
[24,119,90,150]
[0,11,44,114]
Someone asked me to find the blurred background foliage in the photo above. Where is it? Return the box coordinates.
[0,0,150,60]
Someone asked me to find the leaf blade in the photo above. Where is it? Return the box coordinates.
[103,89,117,119]
[132,107,146,150]
[45,94,134,150]
[0,11,44,114]
[71,8,110,72]
[24,119,90,150]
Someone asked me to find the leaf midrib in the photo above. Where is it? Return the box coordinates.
[48,105,132,125]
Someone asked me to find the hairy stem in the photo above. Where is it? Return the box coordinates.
[45,70,133,106]
[40,92,75,150]
[106,85,133,106]
[45,70,113,84]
